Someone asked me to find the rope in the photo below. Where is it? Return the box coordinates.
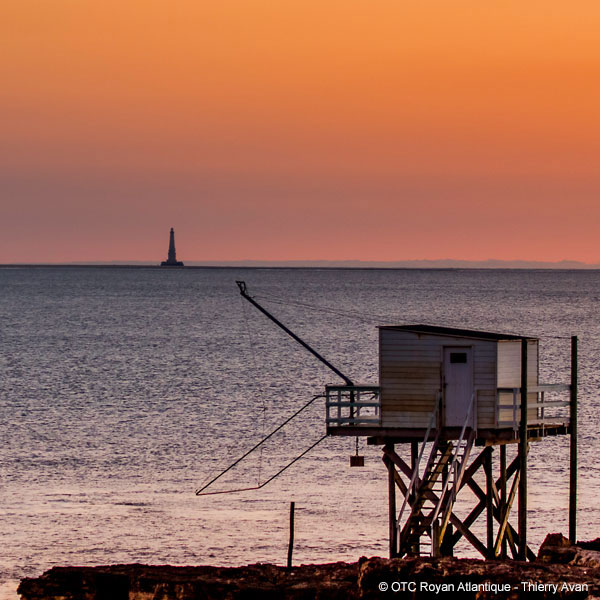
[196,435,328,496]
[254,293,574,341]
[195,393,324,495]
[240,294,267,486]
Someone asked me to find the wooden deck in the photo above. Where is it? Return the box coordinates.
[326,422,571,446]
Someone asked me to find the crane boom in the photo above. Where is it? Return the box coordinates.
[236,281,354,386]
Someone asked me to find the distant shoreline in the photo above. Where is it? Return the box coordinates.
[1,262,600,271]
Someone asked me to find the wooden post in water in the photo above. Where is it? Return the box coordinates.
[569,335,578,544]
[518,339,528,560]
[287,502,295,568]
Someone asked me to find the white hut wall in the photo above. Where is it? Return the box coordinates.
[497,340,540,425]
[379,329,497,429]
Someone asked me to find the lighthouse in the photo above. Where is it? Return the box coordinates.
[160,228,184,267]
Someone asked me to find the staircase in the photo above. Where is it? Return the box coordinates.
[398,393,476,557]
[399,438,454,555]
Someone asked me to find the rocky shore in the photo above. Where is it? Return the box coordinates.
[18,534,600,599]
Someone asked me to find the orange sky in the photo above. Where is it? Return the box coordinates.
[1,1,600,262]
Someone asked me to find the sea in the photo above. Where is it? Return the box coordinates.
[1,267,599,599]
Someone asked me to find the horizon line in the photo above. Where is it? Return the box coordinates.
[2,258,600,270]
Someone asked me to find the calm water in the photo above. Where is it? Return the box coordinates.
[1,267,599,599]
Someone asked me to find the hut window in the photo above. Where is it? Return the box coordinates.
[450,352,468,364]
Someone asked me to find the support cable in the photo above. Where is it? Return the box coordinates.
[253,290,572,340]
[195,393,324,495]
[196,434,328,496]
[240,293,267,486]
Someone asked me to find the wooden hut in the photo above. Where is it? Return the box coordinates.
[326,325,570,442]
[233,283,577,563]
[325,324,576,560]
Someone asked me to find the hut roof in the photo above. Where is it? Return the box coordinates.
[378,324,536,341]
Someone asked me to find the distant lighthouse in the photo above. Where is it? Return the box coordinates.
[160,228,184,267]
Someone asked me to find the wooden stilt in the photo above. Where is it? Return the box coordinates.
[411,441,419,470]
[494,467,520,557]
[569,335,578,544]
[440,458,453,557]
[410,441,420,555]
[500,444,507,558]
[518,338,528,560]
[384,440,534,561]
[384,444,397,557]
[507,522,536,562]
[485,447,494,557]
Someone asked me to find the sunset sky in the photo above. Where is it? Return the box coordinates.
[2,1,600,263]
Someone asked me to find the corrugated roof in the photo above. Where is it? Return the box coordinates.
[378,324,536,341]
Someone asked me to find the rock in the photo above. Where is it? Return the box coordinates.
[18,535,600,600]
[538,533,578,564]
[358,555,599,599]
[539,533,600,569]
[579,538,600,552]
[18,562,360,600]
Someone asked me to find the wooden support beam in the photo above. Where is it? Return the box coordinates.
[494,450,522,501]
[392,467,408,496]
[467,477,486,503]
[505,527,519,560]
[471,475,523,556]
[383,446,397,558]
[449,498,486,547]
[388,442,535,562]
[449,478,532,561]
[507,522,536,562]
[467,475,525,559]
[498,452,520,486]
[485,447,494,557]
[410,441,420,556]
[383,448,430,557]
[519,338,528,561]
[489,471,502,513]
[449,513,488,558]
[463,461,534,560]
[440,458,454,557]
[570,335,578,544]
[500,445,507,559]
[494,469,520,557]
[485,455,524,561]
[458,449,486,492]
[411,441,419,470]
[382,446,415,481]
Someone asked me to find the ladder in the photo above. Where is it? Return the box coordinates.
[399,393,476,557]
[399,439,454,556]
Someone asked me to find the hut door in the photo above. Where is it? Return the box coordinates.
[443,347,474,428]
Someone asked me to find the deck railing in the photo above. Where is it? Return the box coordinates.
[325,385,381,427]
[496,384,571,429]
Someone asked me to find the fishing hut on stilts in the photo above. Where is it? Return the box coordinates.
[327,325,577,560]
[198,283,578,562]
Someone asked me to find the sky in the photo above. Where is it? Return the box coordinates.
[1,1,600,263]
